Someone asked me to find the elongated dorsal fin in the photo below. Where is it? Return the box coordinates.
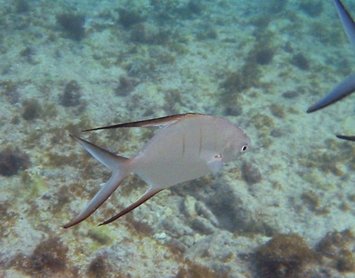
[83,113,202,132]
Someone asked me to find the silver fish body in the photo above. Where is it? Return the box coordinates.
[134,115,249,187]
[63,113,250,228]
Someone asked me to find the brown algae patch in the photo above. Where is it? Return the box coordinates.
[0,147,30,177]
[10,237,78,277]
[255,234,317,278]
[21,99,42,121]
[255,231,355,277]
[316,230,355,273]
[299,139,354,178]
[176,260,222,278]
[87,254,111,278]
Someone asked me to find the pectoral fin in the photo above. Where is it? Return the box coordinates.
[98,187,162,226]
[207,154,224,175]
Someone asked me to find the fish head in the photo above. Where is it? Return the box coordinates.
[221,127,250,163]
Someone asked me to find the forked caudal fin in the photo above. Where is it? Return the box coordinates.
[333,0,355,46]
[307,1,355,114]
[307,74,355,113]
[63,135,130,228]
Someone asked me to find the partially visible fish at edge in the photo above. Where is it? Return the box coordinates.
[307,0,355,141]
[63,113,250,228]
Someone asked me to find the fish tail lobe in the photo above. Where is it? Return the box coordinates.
[63,135,131,228]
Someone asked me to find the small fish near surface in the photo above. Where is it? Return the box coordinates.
[307,0,355,141]
[63,113,250,228]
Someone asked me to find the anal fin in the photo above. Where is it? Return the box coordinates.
[99,187,162,226]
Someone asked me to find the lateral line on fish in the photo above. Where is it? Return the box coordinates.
[199,127,202,156]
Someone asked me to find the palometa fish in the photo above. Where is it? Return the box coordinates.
[63,113,250,228]
[307,0,355,141]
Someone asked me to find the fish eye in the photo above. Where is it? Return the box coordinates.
[241,144,248,152]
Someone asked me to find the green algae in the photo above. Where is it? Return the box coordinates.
[269,104,285,119]
[218,30,277,115]
[301,191,330,215]
[301,171,335,191]
[21,171,47,198]
[87,228,113,246]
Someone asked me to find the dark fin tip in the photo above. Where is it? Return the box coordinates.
[336,134,355,141]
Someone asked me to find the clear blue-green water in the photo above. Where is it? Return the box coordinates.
[0,0,354,277]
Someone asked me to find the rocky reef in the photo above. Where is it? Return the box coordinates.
[0,0,354,277]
